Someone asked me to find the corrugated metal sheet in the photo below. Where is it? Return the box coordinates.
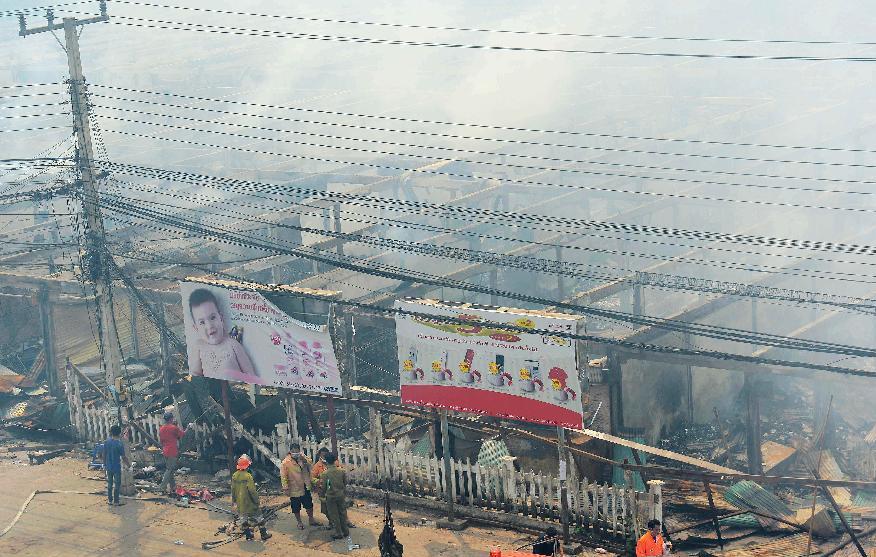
[853,491,876,508]
[54,298,173,367]
[719,513,760,529]
[761,441,796,474]
[816,451,854,507]
[717,533,819,557]
[724,480,793,518]
[865,423,876,445]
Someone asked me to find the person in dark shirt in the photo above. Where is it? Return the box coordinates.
[103,425,129,506]
[532,526,560,556]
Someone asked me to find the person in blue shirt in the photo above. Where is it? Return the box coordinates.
[103,425,129,506]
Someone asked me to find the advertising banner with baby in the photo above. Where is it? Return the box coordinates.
[180,281,341,394]
[395,299,583,429]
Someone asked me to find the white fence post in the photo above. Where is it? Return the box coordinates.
[276,423,289,459]
[647,479,664,523]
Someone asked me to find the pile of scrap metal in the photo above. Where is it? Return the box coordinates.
[664,459,876,555]
[0,363,65,433]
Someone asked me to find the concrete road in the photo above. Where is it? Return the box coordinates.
[0,449,592,556]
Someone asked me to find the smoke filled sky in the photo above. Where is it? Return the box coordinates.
[1,1,874,303]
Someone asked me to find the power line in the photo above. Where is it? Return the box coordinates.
[0,91,65,100]
[91,104,876,196]
[0,102,69,110]
[100,161,876,259]
[102,176,876,292]
[107,1,876,48]
[90,84,876,158]
[103,183,876,314]
[96,126,876,214]
[117,260,876,379]
[118,255,876,380]
[0,83,64,91]
[0,112,69,119]
[97,192,876,356]
[92,13,876,63]
[90,94,876,189]
[0,125,69,134]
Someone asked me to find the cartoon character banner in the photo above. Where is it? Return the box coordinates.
[395,299,583,429]
[180,281,341,394]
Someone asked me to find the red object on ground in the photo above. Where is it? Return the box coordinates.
[401,384,583,429]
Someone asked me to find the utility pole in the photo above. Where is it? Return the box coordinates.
[19,2,130,493]
[557,426,570,545]
[439,409,454,522]
[20,3,122,391]
[37,285,59,397]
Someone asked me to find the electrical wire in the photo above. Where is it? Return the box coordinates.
[102,177,876,294]
[107,1,876,48]
[0,125,69,134]
[100,192,876,319]
[95,192,876,356]
[91,104,876,196]
[100,161,876,258]
[121,262,876,379]
[0,91,64,100]
[90,84,876,160]
[92,13,876,63]
[96,126,876,215]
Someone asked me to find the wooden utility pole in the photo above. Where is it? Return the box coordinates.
[20,3,122,391]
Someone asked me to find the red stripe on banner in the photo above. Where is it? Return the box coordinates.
[401,384,583,429]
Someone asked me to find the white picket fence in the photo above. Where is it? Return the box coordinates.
[72,399,661,538]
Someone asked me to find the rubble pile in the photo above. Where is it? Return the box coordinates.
[657,381,876,555]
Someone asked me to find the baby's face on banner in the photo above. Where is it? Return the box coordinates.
[192,301,227,345]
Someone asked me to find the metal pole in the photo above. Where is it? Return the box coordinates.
[806,396,833,556]
[220,380,235,476]
[157,301,172,398]
[440,409,454,521]
[285,391,298,441]
[129,295,140,360]
[555,246,566,299]
[343,311,360,433]
[38,285,59,396]
[744,373,763,474]
[327,394,338,454]
[557,426,570,544]
[488,269,498,306]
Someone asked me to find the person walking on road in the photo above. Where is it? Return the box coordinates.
[232,454,272,542]
[317,452,358,550]
[103,424,129,507]
[281,442,319,530]
[637,519,672,556]
[158,411,191,495]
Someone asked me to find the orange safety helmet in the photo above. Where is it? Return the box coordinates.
[236,454,252,470]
